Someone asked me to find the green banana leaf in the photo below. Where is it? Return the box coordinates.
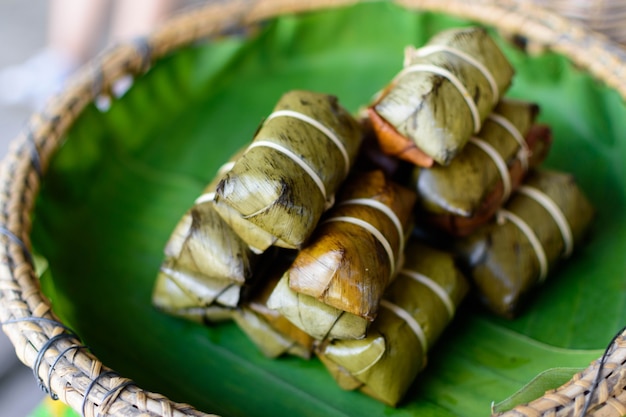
[492,367,587,413]
[31,2,625,417]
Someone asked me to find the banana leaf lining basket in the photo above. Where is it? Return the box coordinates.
[1,1,626,416]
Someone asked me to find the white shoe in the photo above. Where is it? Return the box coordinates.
[0,48,78,110]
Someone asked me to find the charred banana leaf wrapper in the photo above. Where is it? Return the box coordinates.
[267,170,416,340]
[456,170,594,318]
[213,90,363,253]
[369,26,514,167]
[233,263,316,359]
[414,99,552,236]
[153,168,260,323]
[317,241,469,406]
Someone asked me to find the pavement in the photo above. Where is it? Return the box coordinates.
[0,2,50,416]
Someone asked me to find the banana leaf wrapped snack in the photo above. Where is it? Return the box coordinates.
[152,165,259,323]
[455,169,594,318]
[267,170,416,340]
[233,260,315,359]
[214,90,363,253]
[414,99,552,236]
[368,27,514,166]
[316,241,469,406]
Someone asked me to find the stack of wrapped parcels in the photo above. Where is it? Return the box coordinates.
[152,27,594,406]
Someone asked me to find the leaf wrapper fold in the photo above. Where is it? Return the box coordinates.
[414,100,552,236]
[266,274,369,340]
[316,241,469,406]
[214,90,363,252]
[268,170,416,339]
[370,27,514,166]
[233,264,315,359]
[455,169,595,318]
[152,168,259,323]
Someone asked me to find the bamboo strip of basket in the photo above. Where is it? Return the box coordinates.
[525,0,626,44]
[0,1,625,417]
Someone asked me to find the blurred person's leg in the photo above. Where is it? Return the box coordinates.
[0,0,108,109]
[0,0,178,109]
[48,0,109,64]
[97,0,178,106]
[110,0,177,41]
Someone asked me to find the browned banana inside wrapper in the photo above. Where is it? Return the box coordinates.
[233,261,315,359]
[355,117,412,182]
[267,170,416,340]
[369,26,514,167]
[213,90,363,253]
[414,99,552,236]
[317,241,468,407]
[152,168,259,323]
[455,170,594,318]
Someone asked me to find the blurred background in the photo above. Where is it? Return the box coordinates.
[0,1,48,414]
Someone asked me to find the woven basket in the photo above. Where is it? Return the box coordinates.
[1,1,625,416]
[528,0,626,45]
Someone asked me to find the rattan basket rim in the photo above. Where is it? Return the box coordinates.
[1,1,625,416]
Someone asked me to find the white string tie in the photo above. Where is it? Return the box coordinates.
[217,161,235,176]
[246,140,333,209]
[488,113,530,171]
[266,109,350,178]
[497,209,548,282]
[399,269,455,318]
[517,186,574,257]
[408,44,499,105]
[339,198,404,252]
[469,137,512,203]
[323,216,395,276]
[195,192,215,205]
[380,299,428,354]
[196,161,237,204]
[395,63,481,133]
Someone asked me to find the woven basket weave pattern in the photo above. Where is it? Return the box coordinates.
[0,1,625,416]
[528,0,626,45]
